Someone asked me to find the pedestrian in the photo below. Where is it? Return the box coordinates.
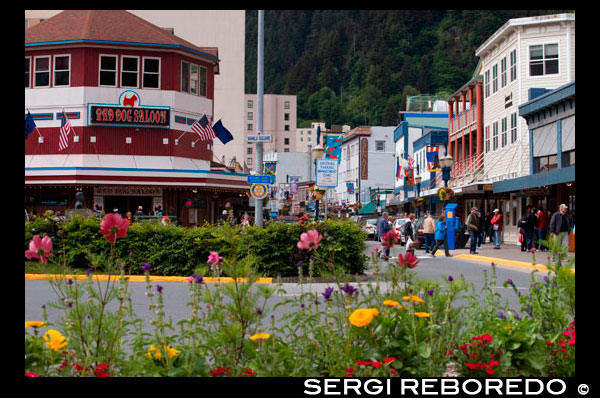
[518,205,537,251]
[490,208,503,249]
[549,204,574,249]
[477,209,486,248]
[217,210,228,224]
[377,212,392,260]
[240,212,251,229]
[155,206,163,217]
[161,215,169,226]
[466,207,480,254]
[134,206,145,218]
[431,214,451,257]
[536,207,549,251]
[404,213,417,255]
[423,211,436,254]
[484,210,492,243]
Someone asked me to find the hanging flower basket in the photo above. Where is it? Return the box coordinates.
[414,198,425,207]
[309,185,326,200]
[438,187,454,201]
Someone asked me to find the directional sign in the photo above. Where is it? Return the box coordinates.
[247,135,272,143]
[247,175,272,184]
[250,183,269,200]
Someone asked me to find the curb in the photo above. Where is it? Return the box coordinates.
[453,254,575,274]
[25,274,273,284]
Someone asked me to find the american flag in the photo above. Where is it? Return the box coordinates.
[58,112,72,151]
[406,155,415,170]
[191,115,216,141]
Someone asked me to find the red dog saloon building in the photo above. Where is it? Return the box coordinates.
[25,10,250,225]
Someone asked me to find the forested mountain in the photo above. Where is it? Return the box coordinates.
[245,10,569,128]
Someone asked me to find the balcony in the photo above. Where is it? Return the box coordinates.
[450,152,485,187]
[450,106,477,136]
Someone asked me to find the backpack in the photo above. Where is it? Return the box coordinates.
[400,221,412,236]
[517,215,529,229]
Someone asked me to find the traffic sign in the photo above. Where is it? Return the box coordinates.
[247,175,272,184]
[247,135,272,143]
[250,183,269,200]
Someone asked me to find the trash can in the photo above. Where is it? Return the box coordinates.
[445,204,458,250]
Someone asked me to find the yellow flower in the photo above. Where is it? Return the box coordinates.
[147,344,180,360]
[249,333,271,341]
[414,312,431,318]
[43,329,68,352]
[383,300,401,307]
[25,321,46,330]
[504,325,512,330]
[349,308,379,327]
[403,295,424,304]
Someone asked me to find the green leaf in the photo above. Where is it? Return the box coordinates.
[418,343,431,358]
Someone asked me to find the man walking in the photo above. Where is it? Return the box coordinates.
[549,204,574,249]
[466,207,480,254]
[490,208,503,249]
[536,207,549,251]
[378,212,392,260]
[423,211,436,254]
[520,205,538,251]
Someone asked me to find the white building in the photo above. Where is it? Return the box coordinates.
[334,126,396,206]
[296,122,325,153]
[262,151,312,213]
[476,12,575,242]
[25,10,247,170]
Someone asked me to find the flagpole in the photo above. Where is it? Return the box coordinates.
[26,108,43,137]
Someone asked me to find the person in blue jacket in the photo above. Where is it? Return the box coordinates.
[431,214,451,257]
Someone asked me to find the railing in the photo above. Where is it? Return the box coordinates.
[450,107,477,135]
[450,151,485,187]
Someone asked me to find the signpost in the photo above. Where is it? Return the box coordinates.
[315,158,339,188]
[250,183,269,200]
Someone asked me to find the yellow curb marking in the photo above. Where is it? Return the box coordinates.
[25,274,273,284]
[453,254,574,274]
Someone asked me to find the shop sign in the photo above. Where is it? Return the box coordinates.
[94,186,163,196]
[520,188,550,196]
[360,138,368,180]
[88,90,170,128]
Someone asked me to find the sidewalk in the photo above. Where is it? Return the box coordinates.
[447,242,575,273]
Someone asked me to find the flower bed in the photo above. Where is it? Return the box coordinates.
[25,213,575,377]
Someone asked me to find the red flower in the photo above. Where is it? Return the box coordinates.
[383,357,396,364]
[209,366,230,376]
[381,230,399,248]
[545,340,554,346]
[397,251,420,269]
[242,368,257,376]
[25,371,40,377]
[472,333,493,343]
[489,360,500,367]
[371,361,381,368]
[99,213,129,243]
[389,369,397,375]
[485,368,495,375]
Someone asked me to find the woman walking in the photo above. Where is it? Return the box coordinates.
[431,215,451,257]
[490,209,503,249]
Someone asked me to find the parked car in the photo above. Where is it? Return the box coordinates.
[391,217,410,245]
[361,218,379,240]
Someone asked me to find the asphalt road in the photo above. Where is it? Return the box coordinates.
[25,239,545,339]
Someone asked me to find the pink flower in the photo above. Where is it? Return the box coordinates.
[207,251,223,265]
[99,213,128,243]
[397,251,420,269]
[297,229,322,251]
[25,371,40,377]
[381,230,399,248]
[25,235,53,264]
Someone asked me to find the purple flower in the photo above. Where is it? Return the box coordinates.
[86,268,93,277]
[427,289,435,296]
[340,283,358,297]
[491,262,496,267]
[322,287,334,301]
[498,311,504,319]
[67,301,73,308]
[141,262,151,272]
[297,261,303,268]
[156,284,163,293]
[194,274,204,284]
[314,299,320,305]
[557,252,562,258]
[507,278,514,286]
[256,308,263,315]
[300,304,305,309]
[543,276,549,282]
[67,278,73,285]
[447,275,454,282]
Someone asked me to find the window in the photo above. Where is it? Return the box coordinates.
[307,130,312,135]
[284,101,290,109]
[25,57,31,88]
[484,70,490,98]
[501,117,507,148]
[284,113,290,121]
[500,57,507,88]
[247,112,253,120]
[492,64,498,94]
[485,126,490,153]
[376,141,385,152]
[492,121,499,151]
[284,148,290,152]
[99,55,117,86]
[199,66,207,97]
[34,56,50,87]
[534,154,558,173]
[248,100,253,108]
[190,64,199,95]
[247,147,253,155]
[300,137,303,142]
[52,55,70,86]
[247,158,253,166]
[510,49,517,82]
[562,150,575,167]
[284,125,290,131]
[284,138,290,145]
[529,43,559,76]
[247,124,253,131]
[181,61,189,92]
[142,58,160,89]
[510,112,518,144]
[121,56,139,88]
[307,137,311,142]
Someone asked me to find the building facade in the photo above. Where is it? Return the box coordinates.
[296,122,326,153]
[244,94,297,169]
[25,10,250,226]
[475,13,575,243]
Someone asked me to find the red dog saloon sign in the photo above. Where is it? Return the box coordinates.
[88,91,170,128]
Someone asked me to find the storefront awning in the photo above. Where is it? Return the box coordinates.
[493,166,575,193]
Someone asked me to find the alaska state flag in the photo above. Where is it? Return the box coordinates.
[25,111,36,140]
[213,119,234,145]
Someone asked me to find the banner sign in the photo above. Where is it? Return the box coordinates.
[290,177,299,194]
[316,158,338,188]
[264,162,277,184]
[88,90,169,128]
[426,146,441,172]
[360,138,368,180]
[325,135,344,164]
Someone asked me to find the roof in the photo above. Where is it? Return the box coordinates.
[518,81,575,117]
[25,10,219,67]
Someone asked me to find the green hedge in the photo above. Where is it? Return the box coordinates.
[25,215,367,277]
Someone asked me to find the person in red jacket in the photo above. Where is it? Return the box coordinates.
[490,208,503,249]
[536,207,549,251]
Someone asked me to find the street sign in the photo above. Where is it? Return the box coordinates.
[315,158,338,188]
[247,135,272,143]
[247,175,272,184]
[250,183,269,200]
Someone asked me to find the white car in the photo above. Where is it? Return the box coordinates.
[362,218,379,240]
[391,217,410,245]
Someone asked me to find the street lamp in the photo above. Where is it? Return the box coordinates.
[439,155,454,187]
[415,174,422,217]
[311,142,326,222]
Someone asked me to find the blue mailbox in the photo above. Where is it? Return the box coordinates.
[445,203,458,250]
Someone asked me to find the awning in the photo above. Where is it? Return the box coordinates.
[493,166,575,193]
[358,201,388,214]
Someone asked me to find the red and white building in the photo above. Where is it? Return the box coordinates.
[25,10,250,226]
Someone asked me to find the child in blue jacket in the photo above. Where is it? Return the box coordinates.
[431,215,451,257]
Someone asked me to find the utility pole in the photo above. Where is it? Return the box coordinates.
[255,10,264,227]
